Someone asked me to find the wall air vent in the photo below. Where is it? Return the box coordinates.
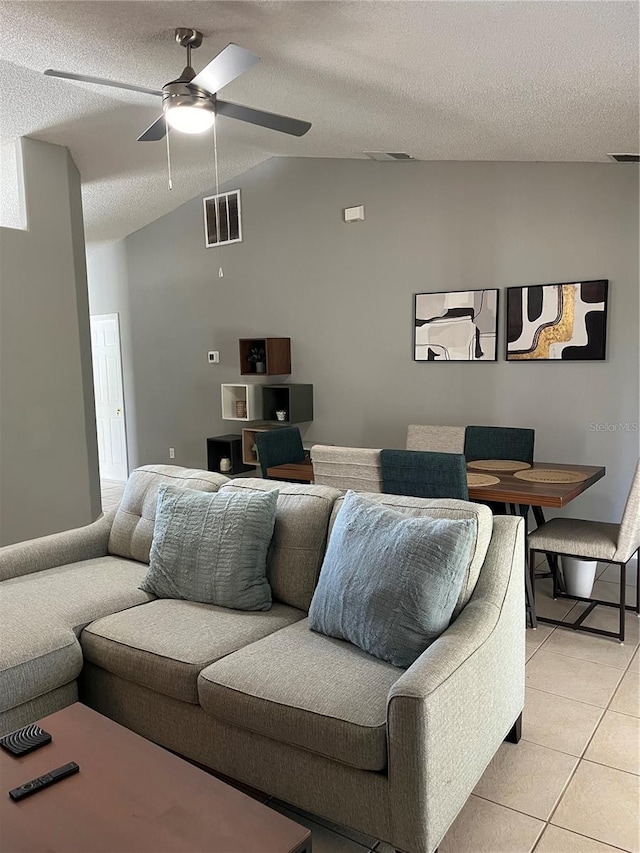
[364,152,415,161]
[606,153,640,163]
[203,190,242,248]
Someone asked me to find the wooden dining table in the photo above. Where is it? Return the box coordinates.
[265,459,606,510]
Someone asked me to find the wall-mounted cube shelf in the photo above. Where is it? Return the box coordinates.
[206,435,253,475]
[241,424,287,466]
[221,384,263,421]
[262,384,313,424]
[239,337,291,376]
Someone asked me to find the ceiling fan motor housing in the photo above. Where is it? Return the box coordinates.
[161,79,215,118]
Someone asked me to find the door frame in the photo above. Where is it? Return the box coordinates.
[90,311,129,482]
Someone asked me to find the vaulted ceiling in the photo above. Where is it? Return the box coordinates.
[1,1,637,246]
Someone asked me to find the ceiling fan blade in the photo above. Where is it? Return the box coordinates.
[137,116,167,142]
[189,44,259,95]
[216,100,311,137]
[44,69,163,97]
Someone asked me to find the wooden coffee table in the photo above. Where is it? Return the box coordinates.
[0,704,311,853]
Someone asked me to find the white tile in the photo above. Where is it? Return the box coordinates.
[534,824,626,853]
[438,795,543,853]
[522,688,603,756]
[533,578,579,621]
[598,561,638,587]
[551,760,640,852]
[585,710,640,775]
[590,579,636,606]
[525,624,554,661]
[542,626,638,669]
[609,669,640,717]
[473,740,577,820]
[526,651,624,708]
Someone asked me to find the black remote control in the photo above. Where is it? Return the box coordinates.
[0,724,52,757]
[9,761,79,801]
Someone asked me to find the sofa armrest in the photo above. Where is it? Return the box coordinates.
[0,510,117,581]
[386,516,525,853]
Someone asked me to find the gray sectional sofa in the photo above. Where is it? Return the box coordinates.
[0,464,525,853]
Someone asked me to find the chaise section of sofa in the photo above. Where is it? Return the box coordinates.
[0,465,229,735]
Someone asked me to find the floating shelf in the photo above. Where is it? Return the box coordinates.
[241,424,288,466]
[239,337,291,376]
[207,435,253,475]
[221,384,263,421]
[262,384,313,425]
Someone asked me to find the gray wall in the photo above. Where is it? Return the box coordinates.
[0,137,101,546]
[87,158,639,523]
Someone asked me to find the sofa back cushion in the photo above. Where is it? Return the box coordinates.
[328,493,492,617]
[219,479,341,611]
[109,465,229,564]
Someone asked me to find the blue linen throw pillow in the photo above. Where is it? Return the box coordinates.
[140,485,278,611]
[308,490,476,667]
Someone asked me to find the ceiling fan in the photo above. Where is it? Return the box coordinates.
[44,27,311,141]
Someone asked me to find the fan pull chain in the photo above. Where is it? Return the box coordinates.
[165,118,173,191]
[213,115,223,278]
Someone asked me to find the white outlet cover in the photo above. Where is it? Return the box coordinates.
[208,351,220,363]
[343,205,365,222]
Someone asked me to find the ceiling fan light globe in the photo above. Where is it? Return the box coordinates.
[166,105,215,134]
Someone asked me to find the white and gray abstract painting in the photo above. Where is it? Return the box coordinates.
[414,289,498,361]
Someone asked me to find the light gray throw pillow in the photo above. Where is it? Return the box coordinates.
[308,490,476,667]
[140,484,278,611]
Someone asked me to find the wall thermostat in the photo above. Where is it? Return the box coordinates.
[343,205,365,223]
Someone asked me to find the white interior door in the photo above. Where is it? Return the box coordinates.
[90,313,128,482]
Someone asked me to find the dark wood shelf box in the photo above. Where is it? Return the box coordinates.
[207,435,254,475]
[241,424,288,466]
[262,384,314,425]
[239,338,291,376]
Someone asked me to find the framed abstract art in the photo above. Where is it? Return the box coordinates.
[506,280,608,361]
[414,289,499,362]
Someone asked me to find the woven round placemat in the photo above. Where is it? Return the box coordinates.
[513,469,588,484]
[467,472,500,487]
[467,460,532,472]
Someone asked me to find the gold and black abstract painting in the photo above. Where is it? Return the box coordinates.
[506,281,608,361]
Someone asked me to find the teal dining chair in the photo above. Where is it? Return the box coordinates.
[464,425,535,465]
[380,450,469,500]
[255,427,305,479]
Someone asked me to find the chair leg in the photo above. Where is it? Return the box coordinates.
[619,563,626,644]
[505,713,522,744]
[526,548,537,629]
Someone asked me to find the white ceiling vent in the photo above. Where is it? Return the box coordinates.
[203,190,242,248]
[364,152,415,161]
[606,153,639,163]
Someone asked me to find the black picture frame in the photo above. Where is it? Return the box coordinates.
[505,280,609,362]
[413,288,499,362]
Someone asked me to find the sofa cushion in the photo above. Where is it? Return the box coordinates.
[309,491,476,667]
[328,494,492,618]
[0,556,153,633]
[219,480,341,611]
[0,608,82,714]
[81,599,305,704]
[109,465,229,564]
[198,619,402,771]
[140,486,277,611]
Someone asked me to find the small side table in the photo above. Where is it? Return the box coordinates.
[207,435,254,476]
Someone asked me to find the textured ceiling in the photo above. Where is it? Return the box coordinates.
[1,1,638,247]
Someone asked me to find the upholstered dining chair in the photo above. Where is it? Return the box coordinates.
[528,459,640,643]
[464,425,535,465]
[255,427,305,479]
[406,424,466,454]
[380,450,469,500]
[310,445,382,492]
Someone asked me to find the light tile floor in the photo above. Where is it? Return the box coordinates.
[100,479,125,512]
[99,483,640,853]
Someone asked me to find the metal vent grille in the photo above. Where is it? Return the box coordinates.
[607,153,640,163]
[203,190,242,247]
[364,151,415,161]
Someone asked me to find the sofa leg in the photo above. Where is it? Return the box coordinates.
[505,712,522,744]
